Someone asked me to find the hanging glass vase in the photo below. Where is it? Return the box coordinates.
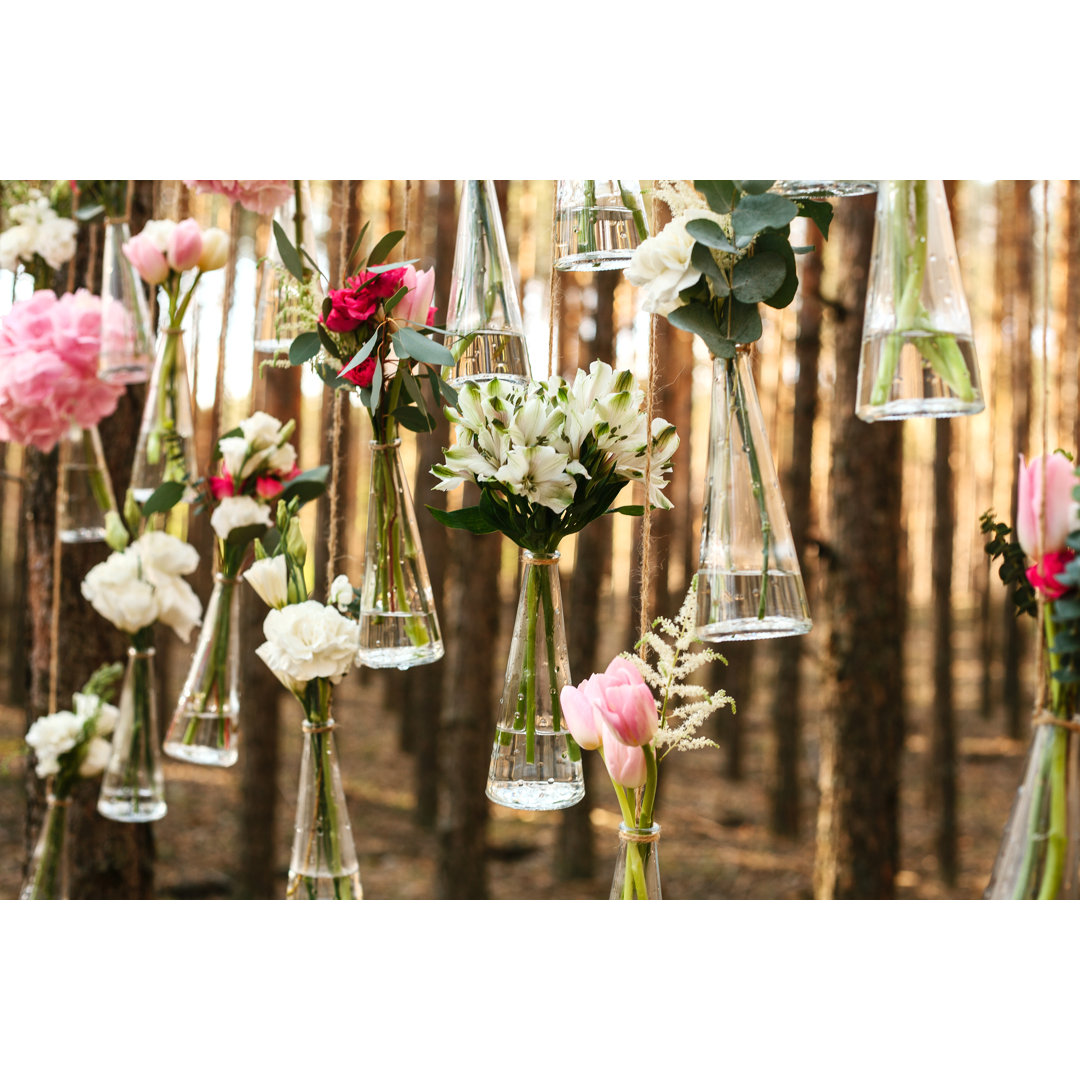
[856,179,984,421]
[356,439,443,670]
[98,217,154,384]
[130,328,198,504]
[20,792,71,900]
[56,423,117,543]
[254,181,322,366]
[486,550,584,811]
[554,180,649,271]
[163,571,240,767]
[97,643,167,823]
[986,721,1080,899]
[696,347,811,642]
[287,715,362,900]
[771,181,877,198]
[609,822,662,900]
[444,180,531,387]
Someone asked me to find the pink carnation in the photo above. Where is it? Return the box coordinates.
[184,180,294,215]
[0,289,124,451]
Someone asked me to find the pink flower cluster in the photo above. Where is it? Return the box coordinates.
[560,656,659,788]
[1016,453,1080,599]
[184,181,295,215]
[0,290,124,451]
[122,219,229,287]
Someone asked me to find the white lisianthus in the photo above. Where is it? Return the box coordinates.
[239,411,283,450]
[150,574,203,643]
[255,600,360,689]
[81,550,159,634]
[78,737,113,778]
[73,692,119,737]
[131,530,200,578]
[265,441,297,477]
[26,711,84,778]
[244,555,289,609]
[210,495,273,541]
[329,575,354,610]
[624,218,702,315]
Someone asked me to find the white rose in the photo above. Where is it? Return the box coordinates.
[329,575,354,610]
[256,600,360,688]
[142,219,176,253]
[244,555,289,609]
[239,411,283,450]
[36,217,78,270]
[81,550,159,634]
[78,737,112,778]
[624,218,702,315]
[132,531,200,578]
[210,495,272,541]
[26,711,84,778]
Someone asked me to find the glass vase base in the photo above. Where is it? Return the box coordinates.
[486,726,585,811]
[445,330,532,388]
[696,569,812,641]
[58,525,107,544]
[555,206,640,270]
[97,791,167,823]
[163,739,238,768]
[99,363,150,385]
[356,611,444,670]
[286,869,363,900]
[856,398,986,422]
[486,777,586,811]
[356,642,445,670]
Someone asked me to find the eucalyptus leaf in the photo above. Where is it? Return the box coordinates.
[347,222,370,272]
[686,218,738,253]
[366,229,405,268]
[694,181,738,214]
[225,522,269,550]
[273,221,306,281]
[606,505,645,517]
[731,193,798,238]
[754,231,799,310]
[393,404,436,432]
[400,366,426,413]
[383,285,409,315]
[736,181,775,195]
[691,244,729,292]
[317,361,351,390]
[289,331,322,367]
[795,199,834,241]
[666,302,737,358]
[317,323,343,360]
[370,356,383,412]
[732,252,788,304]
[392,327,454,367]
[141,481,186,517]
[724,299,763,344]
[339,332,379,377]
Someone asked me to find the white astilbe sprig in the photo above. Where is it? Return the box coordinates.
[652,180,707,218]
[622,578,731,759]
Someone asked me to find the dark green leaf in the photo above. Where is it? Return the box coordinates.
[732,252,788,304]
[273,221,306,281]
[289,331,321,367]
[685,218,738,253]
[427,504,500,534]
[400,366,426,413]
[317,361,351,390]
[606,504,645,517]
[280,465,330,507]
[694,181,738,214]
[321,295,333,321]
[666,302,736,358]
[438,377,459,410]
[724,299,763,344]
[141,481,186,517]
[224,522,269,550]
[392,327,454,367]
[366,229,405,268]
[754,231,799,310]
[691,244,729,293]
[383,285,408,315]
[317,323,343,360]
[731,193,798,239]
[392,404,436,432]
[347,222,370,272]
[736,181,775,195]
[340,332,379,378]
[795,199,834,241]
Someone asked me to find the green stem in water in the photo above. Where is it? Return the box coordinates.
[576,180,597,254]
[617,182,648,244]
[523,562,539,763]
[28,799,68,899]
[81,428,112,513]
[1037,725,1069,899]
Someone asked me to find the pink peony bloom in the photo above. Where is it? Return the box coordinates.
[1027,551,1073,600]
[1016,452,1079,557]
[184,181,294,216]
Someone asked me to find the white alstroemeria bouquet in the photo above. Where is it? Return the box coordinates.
[246,499,363,899]
[22,663,124,900]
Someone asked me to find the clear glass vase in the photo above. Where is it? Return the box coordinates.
[57,423,117,543]
[20,793,71,900]
[609,822,662,900]
[554,180,649,270]
[356,439,443,670]
[164,572,240,767]
[486,550,585,811]
[697,348,811,642]
[130,328,198,504]
[857,179,985,422]
[97,644,167,823]
[444,180,531,387]
[287,716,362,900]
[986,722,1080,899]
[99,218,154,384]
[770,181,877,198]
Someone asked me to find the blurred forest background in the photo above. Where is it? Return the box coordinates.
[0,179,1064,900]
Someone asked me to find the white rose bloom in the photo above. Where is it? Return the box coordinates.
[26,710,84,778]
[265,441,297,477]
[142,219,176,252]
[132,531,200,578]
[329,575,354,610]
[256,600,360,688]
[624,218,702,315]
[151,575,203,643]
[81,550,159,634]
[210,495,273,541]
[244,555,289,609]
[239,411,283,450]
[36,217,78,270]
[78,737,113,778]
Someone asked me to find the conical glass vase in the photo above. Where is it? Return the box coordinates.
[97,644,167,823]
[20,793,71,900]
[554,180,649,270]
[254,181,322,366]
[697,348,811,642]
[164,572,240,767]
[287,716,362,900]
[771,181,877,198]
[444,180,531,387]
[356,439,443,670]
[130,328,198,504]
[486,550,584,811]
[857,179,984,422]
[99,218,154,384]
[57,423,117,544]
[986,722,1080,899]
[609,822,662,900]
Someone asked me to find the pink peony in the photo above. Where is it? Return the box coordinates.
[0,290,124,451]
[184,181,294,216]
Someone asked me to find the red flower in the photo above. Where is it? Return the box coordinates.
[256,475,284,499]
[341,356,377,389]
[1027,551,1073,600]
[209,473,235,500]
[321,267,410,334]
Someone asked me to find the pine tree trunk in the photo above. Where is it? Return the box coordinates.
[813,193,905,900]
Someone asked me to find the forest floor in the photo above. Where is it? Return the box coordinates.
[0,600,1030,901]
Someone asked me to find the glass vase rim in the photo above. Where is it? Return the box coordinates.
[162,326,184,337]
[213,571,240,585]
[617,822,661,841]
[301,716,336,734]
[369,438,403,451]
[522,549,560,563]
[126,645,156,659]
[45,792,73,808]
[104,215,130,227]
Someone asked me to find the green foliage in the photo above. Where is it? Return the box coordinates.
[980,510,1037,618]
[140,481,186,517]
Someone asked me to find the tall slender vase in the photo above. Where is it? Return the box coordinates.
[56,423,117,543]
[609,822,662,900]
[356,439,443,670]
[554,180,649,270]
[20,793,71,900]
[164,571,240,767]
[287,715,362,900]
[696,348,811,641]
[486,550,584,811]
[130,328,198,503]
[98,217,154,384]
[97,643,167,823]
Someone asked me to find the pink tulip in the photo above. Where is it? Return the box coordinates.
[603,682,659,747]
[1016,453,1079,557]
[167,218,204,272]
[559,684,605,750]
[122,234,169,285]
[602,724,648,789]
[604,655,646,687]
[396,265,437,327]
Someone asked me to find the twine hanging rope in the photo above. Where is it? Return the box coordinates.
[638,188,658,660]
[548,182,560,379]
[1034,179,1052,716]
[212,201,241,441]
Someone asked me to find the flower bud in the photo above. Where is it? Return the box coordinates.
[167,218,203,272]
[123,488,141,537]
[197,227,229,272]
[285,516,307,565]
[104,511,130,552]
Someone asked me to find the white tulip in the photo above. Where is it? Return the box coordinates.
[244,555,289,609]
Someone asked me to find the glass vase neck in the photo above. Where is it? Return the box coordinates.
[126,645,156,660]
[522,550,560,565]
[618,823,660,843]
[369,438,402,451]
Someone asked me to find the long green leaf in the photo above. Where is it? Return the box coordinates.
[392,327,454,367]
[281,465,330,507]
[141,481,186,517]
[340,332,379,377]
[289,331,322,367]
[367,229,405,268]
[427,504,500,534]
[273,221,306,281]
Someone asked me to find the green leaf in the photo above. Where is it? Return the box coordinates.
[691,244,729,293]
[365,259,418,274]
[141,481,186,517]
[224,522,269,551]
[369,356,383,412]
[732,252,788,304]
[685,218,738,254]
[340,332,379,378]
[606,504,645,517]
[438,377,459,410]
[317,323,343,360]
[665,302,736,358]
[754,231,799,310]
[288,331,321,367]
[392,404,436,432]
[347,222,370,273]
[317,361,351,390]
[383,285,409,315]
[400,366,426,412]
[366,229,405,268]
[795,199,834,241]
[731,193,798,239]
[273,221,306,281]
[427,504,500,534]
[724,299,763,344]
[392,327,454,367]
[280,465,330,507]
[321,295,333,321]
[736,181,775,196]
[694,181,738,214]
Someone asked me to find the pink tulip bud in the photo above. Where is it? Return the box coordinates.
[167,218,204,272]
[602,724,647,788]
[559,684,604,750]
[604,655,646,687]
[603,682,659,746]
[396,265,437,327]
[122,234,169,286]
[1016,452,1079,557]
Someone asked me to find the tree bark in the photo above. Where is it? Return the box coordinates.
[813,193,905,900]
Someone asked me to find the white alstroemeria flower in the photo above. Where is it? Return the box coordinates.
[477,423,510,469]
[509,397,562,448]
[450,383,487,433]
[625,217,703,315]
[329,575,354,610]
[244,555,290,609]
[481,379,514,428]
[570,360,617,411]
[238,411,283,450]
[432,440,495,491]
[79,737,113,778]
[595,390,648,451]
[553,402,598,458]
[210,495,273,541]
[495,445,578,513]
